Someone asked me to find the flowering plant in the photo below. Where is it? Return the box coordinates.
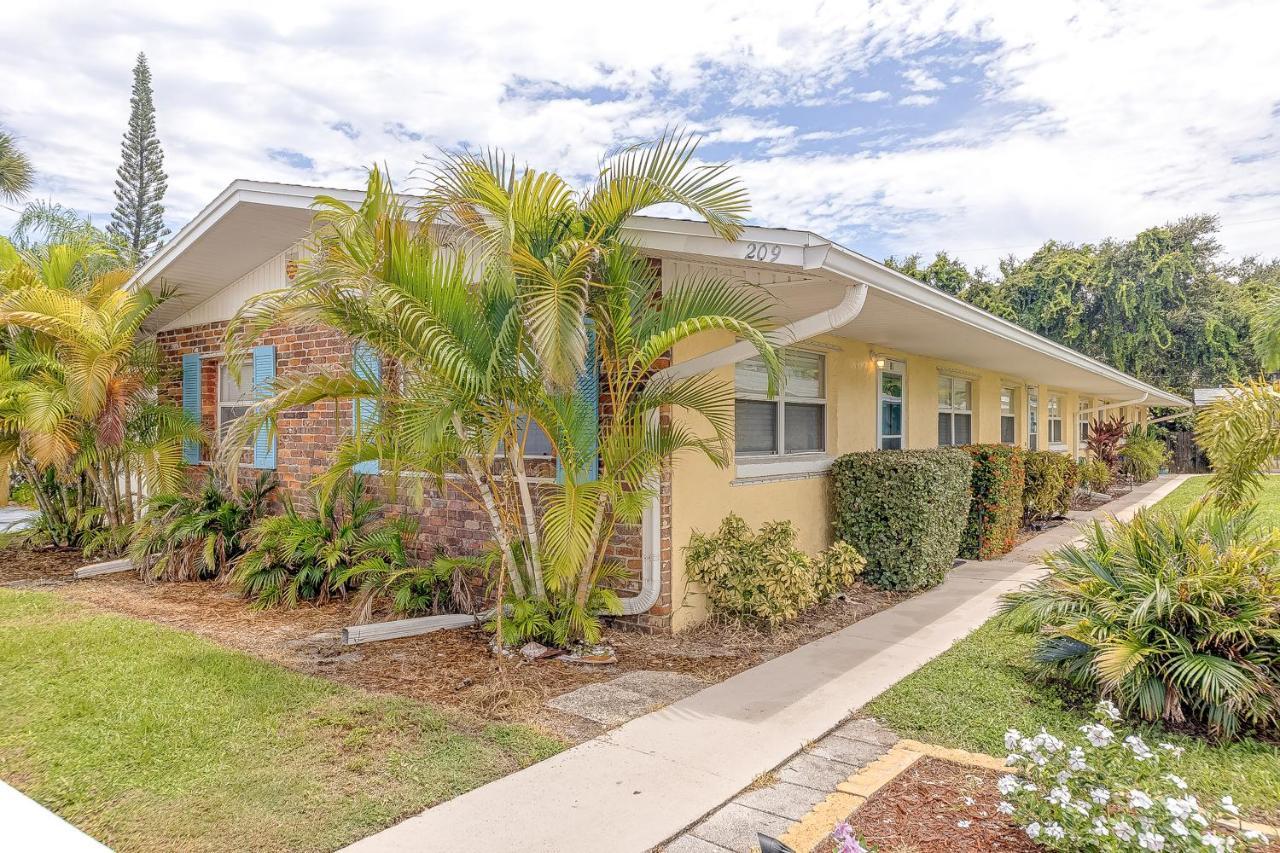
[831,821,871,853]
[1000,701,1268,851]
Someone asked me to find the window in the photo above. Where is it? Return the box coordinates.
[735,350,826,456]
[937,375,973,447]
[877,359,906,450]
[1047,395,1063,445]
[1078,399,1092,448]
[218,362,255,444]
[1028,389,1039,451]
[1000,387,1017,445]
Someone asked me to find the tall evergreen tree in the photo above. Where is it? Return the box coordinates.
[108,52,169,260]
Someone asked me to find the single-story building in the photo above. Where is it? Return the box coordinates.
[129,180,1190,632]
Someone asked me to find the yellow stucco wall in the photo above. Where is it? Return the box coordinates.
[666,331,1145,632]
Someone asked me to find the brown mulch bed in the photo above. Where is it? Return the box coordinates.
[0,543,905,742]
[821,757,1036,853]
[0,542,84,584]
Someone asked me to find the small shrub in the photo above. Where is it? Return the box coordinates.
[1023,451,1076,523]
[131,472,277,581]
[959,444,1026,560]
[830,449,971,591]
[1120,427,1169,483]
[685,513,866,627]
[1000,502,1280,739]
[233,473,415,609]
[338,548,483,623]
[1084,414,1128,469]
[1076,457,1113,494]
[1000,700,1267,851]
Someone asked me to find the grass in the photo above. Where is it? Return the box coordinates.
[0,589,564,852]
[864,477,1280,823]
[1153,473,1280,528]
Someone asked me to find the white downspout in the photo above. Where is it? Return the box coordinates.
[1079,392,1149,416]
[620,283,869,616]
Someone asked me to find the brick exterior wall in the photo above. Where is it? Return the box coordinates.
[155,320,673,632]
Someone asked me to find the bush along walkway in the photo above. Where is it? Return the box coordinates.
[343,476,1191,853]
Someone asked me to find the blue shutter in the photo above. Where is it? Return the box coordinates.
[352,342,380,474]
[251,345,277,469]
[181,353,201,464]
[557,322,599,484]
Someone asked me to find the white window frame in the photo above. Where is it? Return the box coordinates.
[876,358,907,450]
[734,348,829,480]
[1000,386,1017,446]
[937,374,974,447]
[1027,388,1040,451]
[1078,398,1093,449]
[1047,394,1064,448]
[217,361,255,448]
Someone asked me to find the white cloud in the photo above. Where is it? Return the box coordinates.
[1,0,1279,274]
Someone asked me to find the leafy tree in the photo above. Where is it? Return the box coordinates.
[107,53,169,261]
[224,134,779,647]
[0,127,35,203]
[884,251,982,296]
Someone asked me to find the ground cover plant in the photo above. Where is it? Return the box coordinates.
[685,512,864,627]
[0,588,562,853]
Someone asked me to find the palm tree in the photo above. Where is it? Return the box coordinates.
[1195,378,1280,509]
[225,135,779,645]
[0,128,35,203]
[0,235,200,548]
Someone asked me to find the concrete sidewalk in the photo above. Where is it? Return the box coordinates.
[343,475,1190,853]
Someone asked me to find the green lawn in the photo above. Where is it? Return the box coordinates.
[1153,473,1280,528]
[0,589,563,853]
[864,478,1280,823]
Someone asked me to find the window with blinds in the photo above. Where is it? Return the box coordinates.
[1000,386,1017,445]
[734,349,826,456]
[937,375,973,446]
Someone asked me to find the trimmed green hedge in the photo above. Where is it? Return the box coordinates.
[959,444,1026,560]
[1022,451,1077,523]
[830,449,972,591]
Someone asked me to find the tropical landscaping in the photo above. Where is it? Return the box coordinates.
[3,54,1280,853]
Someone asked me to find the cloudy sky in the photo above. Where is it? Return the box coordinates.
[3,0,1279,269]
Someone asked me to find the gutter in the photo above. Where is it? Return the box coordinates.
[620,282,869,616]
[1080,392,1148,416]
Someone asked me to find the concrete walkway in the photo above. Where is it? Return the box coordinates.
[343,476,1190,853]
[0,506,37,533]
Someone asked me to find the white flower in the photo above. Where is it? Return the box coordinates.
[1190,812,1209,828]
[1243,829,1267,843]
[1004,728,1022,751]
[1166,796,1194,819]
[1092,818,1110,836]
[1045,822,1066,840]
[1005,753,1022,766]
[1056,770,1073,785]
[1072,801,1092,817]
[1022,782,1038,793]
[997,801,1014,815]
[1169,819,1189,838]
[1165,774,1188,790]
[1130,789,1155,810]
[1159,742,1186,758]
[1114,820,1137,841]
[1048,786,1072,807]
[957,820,971,829]
[1199,832,1227,851]
[1081,723,1115,748]
[1138,830,1166,851]
[1034,729,1065,753]
[997,774,1020,796]
[1096,699,1122,721]
[1125,735,1155,761]
[1069,746,1088,771]
[1220,796,1239,816]
[1090,787,1112,804]
[1025,822,1042,839]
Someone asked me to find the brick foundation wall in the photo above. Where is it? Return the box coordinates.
[155,321,672,632]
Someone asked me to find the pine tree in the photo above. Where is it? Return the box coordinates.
[108,52,169,261]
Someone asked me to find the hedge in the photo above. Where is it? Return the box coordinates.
[959,444,1026,560]
[830,448,972,591]
[1023,451,1077,523]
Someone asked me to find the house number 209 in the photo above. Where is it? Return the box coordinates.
[744,242,782,262]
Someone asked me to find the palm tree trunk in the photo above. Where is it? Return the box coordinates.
[574,494,609,609]
[508,441,545,599]
[451,413,527,599]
